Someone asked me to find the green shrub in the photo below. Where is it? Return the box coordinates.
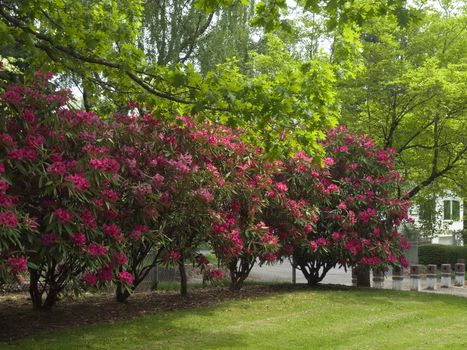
[418,244,467,267]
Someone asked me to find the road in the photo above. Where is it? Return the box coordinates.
[249,260,352,285]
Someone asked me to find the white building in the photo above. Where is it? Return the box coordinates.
[409,191,464,245]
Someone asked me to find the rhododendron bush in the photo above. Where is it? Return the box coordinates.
[112,116,284,294]
[0,73,125,309]
[202,128,283,291]
[113,116,283,294]
[0,75,411,309]
[270,126,410,285]
[91,111,168,302]
[110,113,223,299]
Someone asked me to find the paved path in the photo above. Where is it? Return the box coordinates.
[250,260,352,285]
[249,260,467,298]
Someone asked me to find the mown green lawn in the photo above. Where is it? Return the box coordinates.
[2,288,466,350]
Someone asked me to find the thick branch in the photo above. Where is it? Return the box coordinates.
[180,13,214,64]
[397,119,436,153]
[0,7,194,104]
[407,146,466,198]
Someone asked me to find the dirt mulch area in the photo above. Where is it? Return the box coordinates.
[0,284,350,342]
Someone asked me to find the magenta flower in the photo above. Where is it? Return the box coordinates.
[324,157,335,166]
[7,256,27,273]
[168,250,182,262]
[195,187,214,203]
[310,241,318,253]
[209,269,223,280]
[82,272,98,286]
[113,251,127,266]
[331,231,341,241]
[130,224,149,241]
[103,223,121,239]
[101,189,120,203]
[54,208,73,224]
[65,174,89,192]
[98,265,113,282]
[0,212,18,228]
[80,209,97,229]
[151,173,164,188]
[71,232,86,246]
[47,161,67,176]
[275,182,288,192]
[118,271,134,285]
[196,255,209,266]
[88,242,108,257]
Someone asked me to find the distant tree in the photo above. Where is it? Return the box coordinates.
[0,0,408,154]
[339,1,466,200]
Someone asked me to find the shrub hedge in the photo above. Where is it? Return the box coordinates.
[418,244,467,267]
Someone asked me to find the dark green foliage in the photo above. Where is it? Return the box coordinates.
[418,244,467,267]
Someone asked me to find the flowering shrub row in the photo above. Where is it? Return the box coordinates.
[267,127,410,285]
[0,74,410,309]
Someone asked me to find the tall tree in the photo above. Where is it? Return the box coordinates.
[139,0,255,72]
[0,0,408,154]
[140,0,215,66]
[339,1,466,199]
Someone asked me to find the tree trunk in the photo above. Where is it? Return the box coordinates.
[178,258,188,297]
[356,265,371,287]
[302,266,319,286]
[42,290,58,310]
[29,269,43,310]
[229,275,244,291]
[228,260,246,291]
[116,284,131,303]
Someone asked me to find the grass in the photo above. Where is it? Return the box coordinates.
[1,288,466,350]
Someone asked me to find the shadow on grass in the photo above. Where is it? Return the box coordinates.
[1,282,466,348]
[4,314,248,350]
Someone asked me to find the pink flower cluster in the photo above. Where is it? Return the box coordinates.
[0,179,10,193]
[209,269,223,280]
[118,271,134,285]
[113,251,127,266]
[196,255,210,266]
[102,189,119,203]
[82,272,98,286]
[54,208,73,224]
[103,223,121,239]
[168,250,182,262]
[81,210,97,229]
[99,265,113,282]
[71,232,86,246]
[130,224,149,241]
[48,161,67,176]
[359,208,377,224]
[360,256,382,265]
[195,187,214,203]
[7,256,27,273]
[88,242,108,257]
[275,182,288,192]
[89,158,120,173]
[0,211,18,228]
[65,174,89,192]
